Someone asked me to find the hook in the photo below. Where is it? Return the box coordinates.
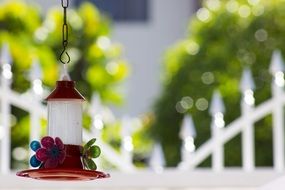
[60,48,70,64]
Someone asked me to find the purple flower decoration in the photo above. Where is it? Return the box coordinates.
[35,136,66,169]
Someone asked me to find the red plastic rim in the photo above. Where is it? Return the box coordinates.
[17,168,110,181]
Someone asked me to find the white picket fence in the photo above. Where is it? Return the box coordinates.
[1,44,285,189]
[178,50,285,173]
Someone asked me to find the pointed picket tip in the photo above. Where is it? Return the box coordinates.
[90,94,102,110]
[149,143,165,170]
[209,90,225,115]
[240,68,255,92]
[90,94,103,116]
[0,43,12,65]
[270,50,285,75]
[90,93,116,124]
[29,59,42,81]
[179,114,196,139]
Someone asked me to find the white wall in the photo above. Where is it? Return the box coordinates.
[112,0,195,116]
[27,0,58,13]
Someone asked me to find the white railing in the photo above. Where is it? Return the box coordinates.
[178,50,285,172]
[1,44,285,188]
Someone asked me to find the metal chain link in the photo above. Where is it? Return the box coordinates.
[60,0,70,64]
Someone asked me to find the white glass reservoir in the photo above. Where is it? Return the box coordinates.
[46,80,85,145]
[48,100,83,145]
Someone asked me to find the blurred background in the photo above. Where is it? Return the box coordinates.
[1,0,285,189]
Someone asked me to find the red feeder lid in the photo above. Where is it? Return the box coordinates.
[46,80,85,101]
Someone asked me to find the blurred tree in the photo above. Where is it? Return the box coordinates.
[152,0,285,166]
[0,1,128,168]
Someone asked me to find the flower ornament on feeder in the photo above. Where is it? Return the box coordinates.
[30,136,66,169]
[17,0,109,181]
[30,140,42,168]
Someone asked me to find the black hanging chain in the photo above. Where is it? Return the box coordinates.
[60,0,71,64]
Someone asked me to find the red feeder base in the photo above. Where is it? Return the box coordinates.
[16,168,110,181]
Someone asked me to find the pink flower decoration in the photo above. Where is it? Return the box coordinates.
[36,136,66,169]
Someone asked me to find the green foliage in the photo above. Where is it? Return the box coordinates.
[83,138,97,150]
[88,146,101,158]
[132,115,155,167]
[0,0,128,100]
[153,0,285,166]
[0,1,128,168]
[82,138,101,170]
[83,157,97,170]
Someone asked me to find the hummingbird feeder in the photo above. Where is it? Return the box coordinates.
[16,0,110,181]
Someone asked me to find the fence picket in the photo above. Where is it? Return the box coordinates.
[178,114,196,170]
[121,116,134,164]
[0,77,11,173]
[270,50,285,172]
[0,44,12,173]
[210,91,225,172]
[240,69,255,171]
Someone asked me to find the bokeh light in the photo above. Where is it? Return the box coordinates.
[196,8,211,22]
[195,98,209,111]
[238,5,251,18]
[201,72,215,85]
